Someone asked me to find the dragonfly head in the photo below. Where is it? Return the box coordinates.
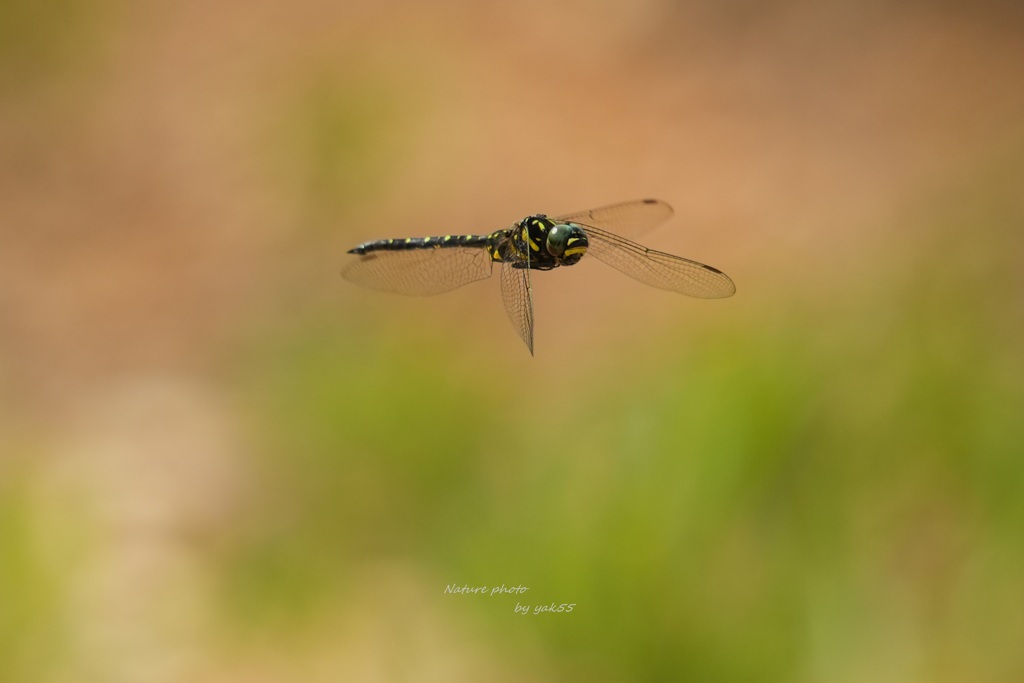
[546,223,589,265]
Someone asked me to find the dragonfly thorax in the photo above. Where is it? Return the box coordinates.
[506,215,589,270]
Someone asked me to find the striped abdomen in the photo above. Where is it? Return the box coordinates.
[347,234,493,255]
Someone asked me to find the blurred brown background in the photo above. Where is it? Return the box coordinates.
[2,0,1024,681]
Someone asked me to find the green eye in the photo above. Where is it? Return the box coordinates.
[546,224,572,256]
[547,223,588,264]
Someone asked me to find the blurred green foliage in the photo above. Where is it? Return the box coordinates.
[0,0,103,94]
[0,464,69,683]
[269,66,427,233]
[222,321,503,634]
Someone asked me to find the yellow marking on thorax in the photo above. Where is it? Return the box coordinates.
[521,225,540,252]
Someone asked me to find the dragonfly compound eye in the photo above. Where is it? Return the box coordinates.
[547,223,588,264]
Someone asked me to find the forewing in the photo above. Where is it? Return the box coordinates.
[500,262,534,355]
[553,198,674,241]
[585,226,736,298]
[342,247,494,296]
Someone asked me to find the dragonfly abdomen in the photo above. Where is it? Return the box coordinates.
[348,234,491,255]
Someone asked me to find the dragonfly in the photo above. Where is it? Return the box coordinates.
[342,199,735,354]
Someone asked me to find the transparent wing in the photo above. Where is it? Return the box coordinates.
[553,198,674,241]
[584,226,736,298]
[342,247,494,296]
[500,261,534,355]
